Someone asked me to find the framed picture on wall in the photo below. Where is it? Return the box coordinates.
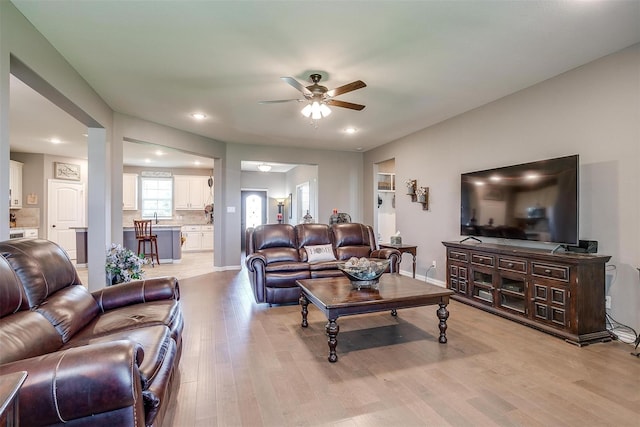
[54,162,81,181]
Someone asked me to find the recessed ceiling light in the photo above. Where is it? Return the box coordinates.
[82,133,88,137]
[344,127,357,134]
[144,158,151,164]
[194,160,201,165]
[155,150,164,156]
[50,138,62,144]
[191,113,206,120]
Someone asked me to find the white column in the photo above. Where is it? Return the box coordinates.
[87,127,109,290]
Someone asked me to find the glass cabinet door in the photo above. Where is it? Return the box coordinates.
[498,276,526,314]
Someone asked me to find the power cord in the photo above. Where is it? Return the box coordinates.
[424,265,435,282]
[605,312,639,357]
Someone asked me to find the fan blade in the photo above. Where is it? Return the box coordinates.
[281,77,313,96]
[326,80,366,97]
[258,99,304,104]
[326,99,366,111]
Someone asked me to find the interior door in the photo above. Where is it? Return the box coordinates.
[48,179,86,259]
[241,190,267,252]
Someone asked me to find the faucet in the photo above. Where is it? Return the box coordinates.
[154,212,158,225]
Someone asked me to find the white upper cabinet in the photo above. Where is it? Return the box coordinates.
[122,173,138,210]
[9,160,23,209]
[174,175,211,210]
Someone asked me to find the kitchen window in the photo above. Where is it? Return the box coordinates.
[141,177,173,219]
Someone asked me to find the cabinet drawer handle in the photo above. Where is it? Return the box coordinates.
[507,262,514,268]
[544,269,551,274]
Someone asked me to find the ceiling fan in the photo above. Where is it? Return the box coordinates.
[259,74,366,119]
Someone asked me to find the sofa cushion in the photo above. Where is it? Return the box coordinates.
[264,261,309,273]
[71,300,181,340]
[36,285,100,343]
[0,310,64,364]
[0,239,82,308]
[332,223,377,260]
[296,223,334,261]
[252,224,301,263]
[305,244,337,262]
[0,255,28,317]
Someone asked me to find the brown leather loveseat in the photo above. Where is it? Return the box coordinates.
[245,223,401,305]
[0,238,182,427]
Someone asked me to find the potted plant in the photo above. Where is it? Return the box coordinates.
[416,186,428,203]
[405,179,417,195]
[105,244,145,285]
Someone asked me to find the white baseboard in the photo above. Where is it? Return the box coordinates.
[213,265,241,272]
[611,329,638,346]
[399,270,446,287]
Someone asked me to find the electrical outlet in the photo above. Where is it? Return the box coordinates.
[432,260,437,269]
[605,296,611,309]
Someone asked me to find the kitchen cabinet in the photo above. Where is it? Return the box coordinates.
[174,176,211,210]
[181,225,214,252]
[443,241,611,346]
[9,160,23,209]
[122,173,138,210]
[200,225,214,250]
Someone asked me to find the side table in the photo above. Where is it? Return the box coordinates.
[0,371,27,426]
[380,243,417,278]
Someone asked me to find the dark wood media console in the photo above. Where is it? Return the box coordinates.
[442,241,612,346]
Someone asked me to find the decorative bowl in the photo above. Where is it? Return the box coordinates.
[337,259,390,289]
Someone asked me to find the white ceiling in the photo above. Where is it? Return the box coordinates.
[9,0,640,165]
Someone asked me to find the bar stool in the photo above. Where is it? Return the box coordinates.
[134,220,159,266]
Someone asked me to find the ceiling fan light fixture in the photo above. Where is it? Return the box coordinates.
[319,103,332,117]
[257,163,272,172]
[301,104,312,118]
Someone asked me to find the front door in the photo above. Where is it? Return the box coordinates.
[241,190,267,252]
[48,179,85,259]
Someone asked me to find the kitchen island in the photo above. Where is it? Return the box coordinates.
[73,225,183,266]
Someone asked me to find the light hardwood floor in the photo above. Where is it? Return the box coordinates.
[163,270,639,427]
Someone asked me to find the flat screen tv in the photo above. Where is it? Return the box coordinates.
[461,155,579,245]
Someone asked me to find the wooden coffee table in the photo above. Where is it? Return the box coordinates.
[297,274,454,362]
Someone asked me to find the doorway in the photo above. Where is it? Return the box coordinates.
[47,179,86,259]
[375,159,396,244]
[240,190,267,252]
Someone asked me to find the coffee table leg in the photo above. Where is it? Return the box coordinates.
[437,302,449,343]
[300,293,309,328]
[326,319,339,363]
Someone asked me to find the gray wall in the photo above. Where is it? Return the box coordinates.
[364,44,640,331]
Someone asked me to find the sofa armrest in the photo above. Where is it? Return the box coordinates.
[92,276,179,312]
[370,248,402,273]
[245,254,267,303]
[245,253,266,272]
[0,340,145,426]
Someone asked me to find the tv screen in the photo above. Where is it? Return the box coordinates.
[461,155,579,245]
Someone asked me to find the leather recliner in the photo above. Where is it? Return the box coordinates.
[0,238,182,427]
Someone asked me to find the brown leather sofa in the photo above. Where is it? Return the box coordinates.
[0,238,182,427]
[245,223,401,305]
